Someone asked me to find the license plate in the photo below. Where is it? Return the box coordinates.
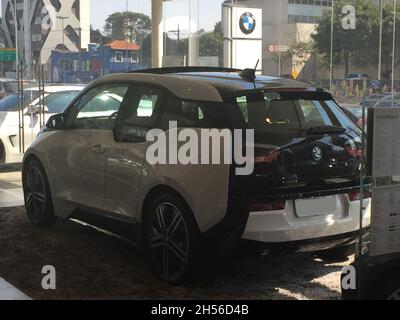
[295,196,338,218]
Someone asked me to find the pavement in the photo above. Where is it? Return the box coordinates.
[0,171,24,208]
[0,168,30,300]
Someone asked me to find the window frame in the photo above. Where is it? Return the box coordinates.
[113,83,166,143]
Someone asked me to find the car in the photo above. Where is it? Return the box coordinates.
[373,93,400,108]
[341,104,367,129]
[345,73,369,81]
[22,67,370,283]
[0,85,85,163]
[0,78,18,100]
[342,253,400,300]
[342,232,400,300]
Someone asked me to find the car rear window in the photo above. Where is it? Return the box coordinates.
[235,91,359,138]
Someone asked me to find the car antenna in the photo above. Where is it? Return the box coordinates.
[239,59,259,84]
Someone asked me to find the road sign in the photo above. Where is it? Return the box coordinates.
[0,49,17,62]
[291,70,300,79]
[268,44,290,53]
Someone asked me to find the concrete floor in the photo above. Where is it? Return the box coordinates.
[0,169,348,300]
[0,171,23,208]
[0,169,29,300]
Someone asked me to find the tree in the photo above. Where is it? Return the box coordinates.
[312,0,400,79]
[313,0,376,77]
[90,25,111,45]
[104,11,151,43]
[199,22,223,62]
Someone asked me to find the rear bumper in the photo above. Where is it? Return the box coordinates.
[242,194,371,246]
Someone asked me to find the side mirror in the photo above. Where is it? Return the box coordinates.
[46,113,65,130]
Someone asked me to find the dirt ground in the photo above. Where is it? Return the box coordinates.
[0,205,351,300]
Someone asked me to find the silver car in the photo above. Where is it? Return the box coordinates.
[22,68,369,283]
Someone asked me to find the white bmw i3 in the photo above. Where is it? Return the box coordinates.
[22,68,370,283]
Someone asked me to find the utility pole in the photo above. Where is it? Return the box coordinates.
[378,0,383,81]
[57,16,69,51]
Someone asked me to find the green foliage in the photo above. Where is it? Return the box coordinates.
[312,0,400,79]
[104,11,151,43]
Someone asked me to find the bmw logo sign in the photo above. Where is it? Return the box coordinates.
[311,146,323,161]
[239,12,256,35]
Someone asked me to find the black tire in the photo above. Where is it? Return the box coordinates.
[316,244,356,262]
[22,160,57,227]
[144,192,202,284]
[373,276,400,300]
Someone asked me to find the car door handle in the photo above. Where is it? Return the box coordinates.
[89,145,106,154]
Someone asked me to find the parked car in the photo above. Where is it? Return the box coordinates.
[22,67,370,283]
[345,73,369,81]
[0,78,18,100]
[0,85,85,163]
[373,93,400,108]
[341,104,367,129]
[342,232,400,300]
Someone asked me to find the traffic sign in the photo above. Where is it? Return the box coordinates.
[0,49,17,62]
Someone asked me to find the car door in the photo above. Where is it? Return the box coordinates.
[103,85,163,218]
[51,84,130,210]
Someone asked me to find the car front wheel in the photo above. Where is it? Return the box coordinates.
[144,193,202,284]
[22,160,57,227]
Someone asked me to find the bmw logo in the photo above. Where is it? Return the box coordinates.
[239,12,256,35]
[311,146,323,161]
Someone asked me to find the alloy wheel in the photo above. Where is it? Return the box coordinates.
[148,202,189,280]
[25,165,47,223]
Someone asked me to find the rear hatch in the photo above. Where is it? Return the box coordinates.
[230,89,364,198]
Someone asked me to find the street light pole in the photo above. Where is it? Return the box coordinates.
[378,0,383,81]
[330,0,335,92]
[56,16,69,51]
[392,0,397,105]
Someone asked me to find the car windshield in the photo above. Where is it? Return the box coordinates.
[0,90,40,111]
[42,91,80,113]
[235,91,359,138]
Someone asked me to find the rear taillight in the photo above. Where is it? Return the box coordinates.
[254,149,280,164]
[249,200,286,212]
[348,191,371,202]
[345,145,362,158]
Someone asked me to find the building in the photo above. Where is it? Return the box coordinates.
[1,0,90,78]
[222,0,391,79]
[50,40,144,83]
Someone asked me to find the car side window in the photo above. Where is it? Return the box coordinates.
[115,85,162,142]
[160,94,228,129]
[72,85,129,130]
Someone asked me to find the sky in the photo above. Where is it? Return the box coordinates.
[0,0,223,33]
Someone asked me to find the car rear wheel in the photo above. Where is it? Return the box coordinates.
[144,193,202,284]
[23,160,57,227]
[372,277,400,300]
